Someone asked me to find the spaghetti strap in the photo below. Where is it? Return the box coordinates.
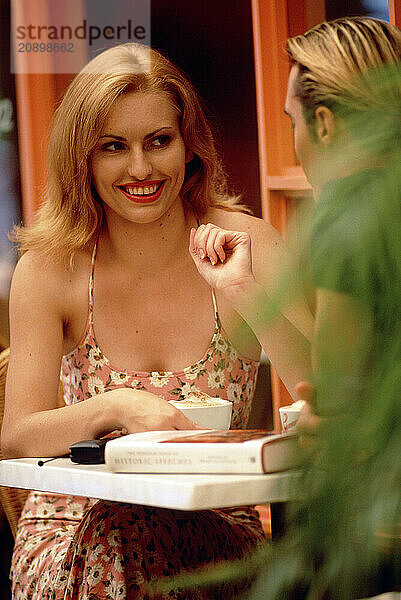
[211,288,221,328]
[195,217,221,329]
[88,238,98,325]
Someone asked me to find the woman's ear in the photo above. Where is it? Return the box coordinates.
[314,106,336,146]
[185,149,194,163]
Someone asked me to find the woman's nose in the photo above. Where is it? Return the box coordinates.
[127,148,152,180]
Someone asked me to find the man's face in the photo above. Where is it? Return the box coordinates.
[285,65,319,187]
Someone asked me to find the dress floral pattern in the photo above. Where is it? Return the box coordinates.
[11,241,264,599]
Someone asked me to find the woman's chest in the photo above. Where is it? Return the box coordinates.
[63,268,217,371]
[63,257,260,371]
[96,278,219,372]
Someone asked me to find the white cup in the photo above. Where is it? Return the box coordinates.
[169,397,233,429]
[279,400,305,432]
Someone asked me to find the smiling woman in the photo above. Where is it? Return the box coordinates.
[3,42,313,599]
[12,43,244,262]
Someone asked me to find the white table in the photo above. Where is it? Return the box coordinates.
[0,457,296,511]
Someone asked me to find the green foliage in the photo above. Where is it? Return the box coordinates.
[251,63,401,600]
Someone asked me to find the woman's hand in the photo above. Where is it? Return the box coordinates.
[106,388,199,434]
[189,224,255,297]
[188,222,312,398]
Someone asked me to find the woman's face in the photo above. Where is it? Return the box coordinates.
[91,91,192,225]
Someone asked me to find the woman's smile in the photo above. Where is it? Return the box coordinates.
[117,180,166,204]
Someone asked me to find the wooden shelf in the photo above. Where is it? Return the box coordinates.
[267,169,312,195]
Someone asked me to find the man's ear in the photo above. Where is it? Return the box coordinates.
[185,149,194,163]
[314,106,336,146]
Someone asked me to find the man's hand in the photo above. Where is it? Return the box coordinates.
[295,381,321,446]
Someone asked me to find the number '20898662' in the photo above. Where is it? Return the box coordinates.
[18,42,74,53]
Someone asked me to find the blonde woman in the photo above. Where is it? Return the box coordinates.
[2,44,312,598]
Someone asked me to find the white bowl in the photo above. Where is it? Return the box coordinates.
[279,400,305,432]
[169,398,232,429]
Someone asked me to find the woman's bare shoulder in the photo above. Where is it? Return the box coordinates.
[205,208,284,245]
[11,247,92,307]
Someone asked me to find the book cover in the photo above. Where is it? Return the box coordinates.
[105,429,299,474]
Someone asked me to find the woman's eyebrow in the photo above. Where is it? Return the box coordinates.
[145,126,174,139]
[99,127,175,141]
[99,134,126,140]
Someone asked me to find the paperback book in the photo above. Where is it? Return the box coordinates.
[105,429,299,474]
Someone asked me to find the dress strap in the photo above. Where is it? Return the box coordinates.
[195,216,222,330]
[211,288,222,329]
[88,238,98,326]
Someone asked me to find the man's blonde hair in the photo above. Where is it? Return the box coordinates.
[287,17,401,127]
[15,43,243,263]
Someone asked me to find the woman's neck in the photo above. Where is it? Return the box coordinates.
[101,200,197,272]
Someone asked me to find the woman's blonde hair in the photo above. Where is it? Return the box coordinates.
[287,17,401,130]
[15,43,243,262]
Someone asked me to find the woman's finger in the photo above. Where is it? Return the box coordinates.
[192,224,210,259]
[205,227,224,265]
[192,224,232,265]
[213,231,227,263]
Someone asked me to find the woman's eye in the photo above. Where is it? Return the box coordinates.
[150,135,170,148]
[101,141,124,152]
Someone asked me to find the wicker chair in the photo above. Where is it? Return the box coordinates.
[0,347,28,539]
[0,347,64,539]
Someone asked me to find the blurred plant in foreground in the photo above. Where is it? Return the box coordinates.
[152,62,401,600]
[246,62,401,600]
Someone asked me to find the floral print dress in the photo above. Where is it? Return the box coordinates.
[11,241,265,599]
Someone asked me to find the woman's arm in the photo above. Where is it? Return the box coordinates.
[2,253,194,459]
[189,219,313,397]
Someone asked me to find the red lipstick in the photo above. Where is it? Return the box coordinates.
[118,180,165,204]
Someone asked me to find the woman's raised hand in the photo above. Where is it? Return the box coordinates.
[189,224,255,296]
